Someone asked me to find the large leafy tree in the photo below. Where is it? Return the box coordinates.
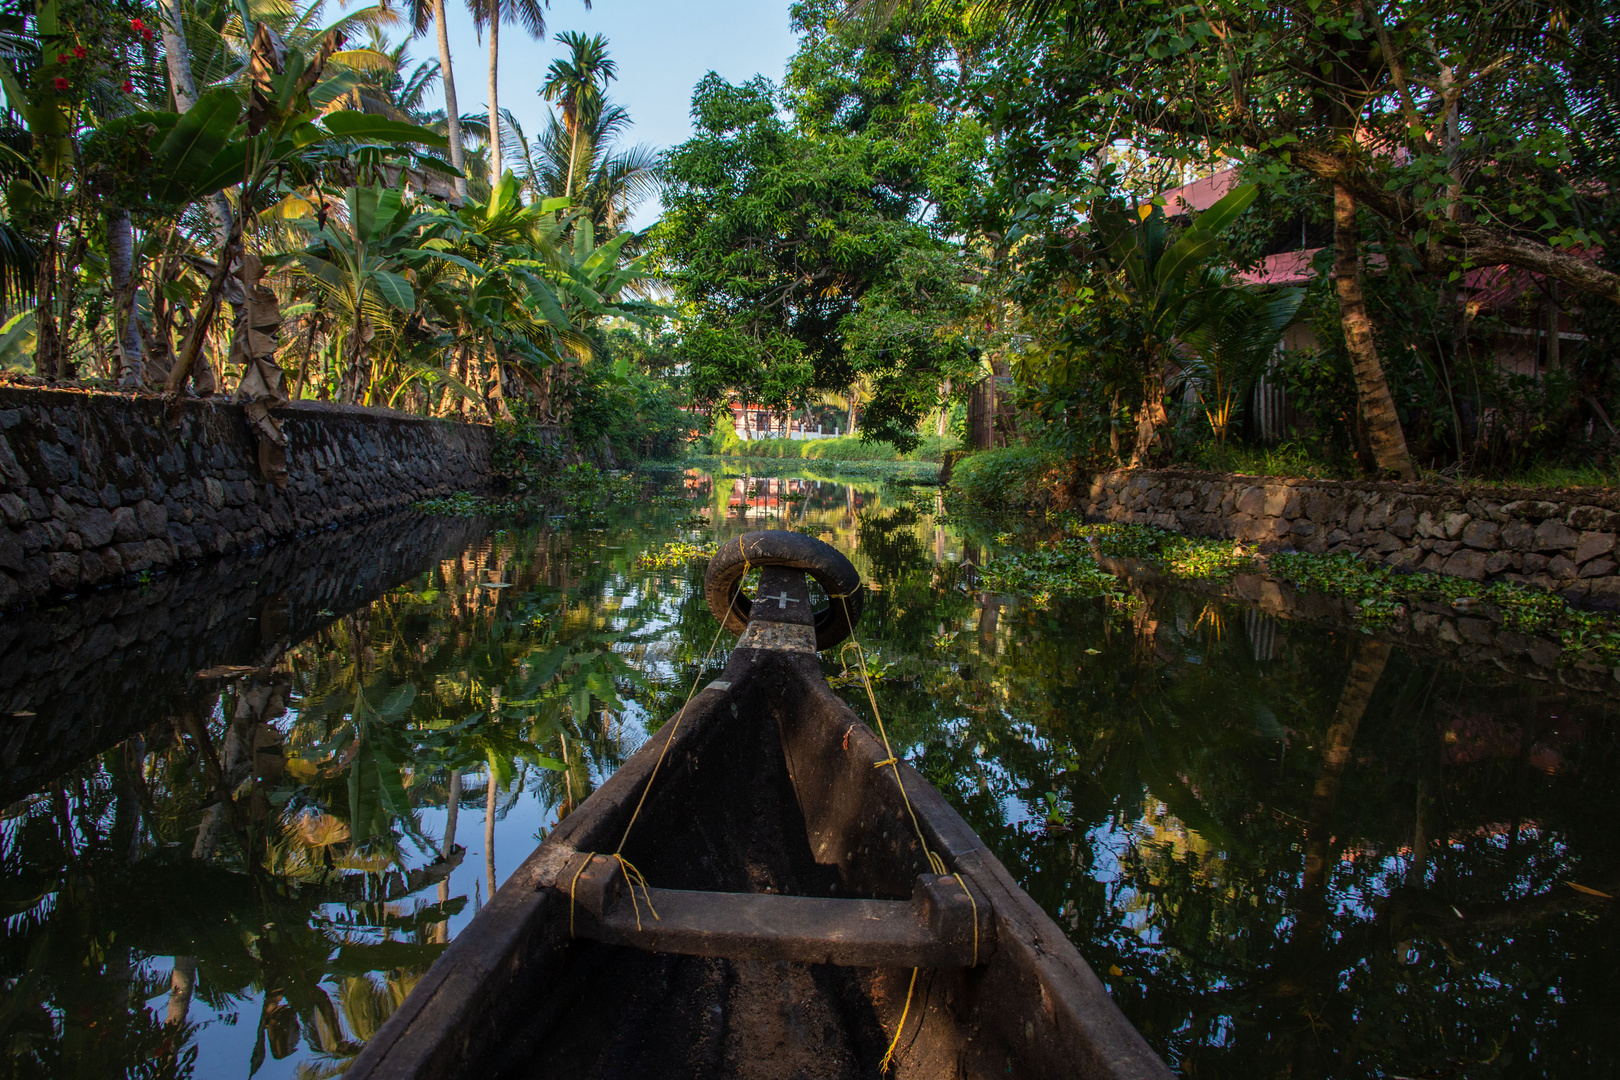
[656,4,988,450]
[947,0,1620,475]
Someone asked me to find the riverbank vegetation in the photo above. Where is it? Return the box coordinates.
[977,518,1620,664]
[3,2,1612,489]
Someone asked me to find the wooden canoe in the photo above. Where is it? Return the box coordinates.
[346,532,1173,1080]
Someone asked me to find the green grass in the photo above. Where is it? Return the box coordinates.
[711,433,961,463]
[1474,463,1620,490]
[682,454,940,484]
[1180,439,1357,480]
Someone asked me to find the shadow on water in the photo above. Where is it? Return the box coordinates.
[1,465,1616,1078]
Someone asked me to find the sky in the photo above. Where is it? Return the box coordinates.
[406,0,803,230]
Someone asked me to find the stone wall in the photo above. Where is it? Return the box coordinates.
[1085,468,1620,609]
[0,511,489,806]
[0,385,493,609]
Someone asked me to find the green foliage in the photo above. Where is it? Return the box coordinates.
[981,518,1620,664]
[654,8,987,451]
[1183,438,1358,480]
[948,446,1063,510]
[636,541,715,568]
[566,359,692,465]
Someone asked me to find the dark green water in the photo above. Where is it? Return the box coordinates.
[2,465,1616,1079]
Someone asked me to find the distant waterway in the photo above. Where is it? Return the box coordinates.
[2,464,1615,1078]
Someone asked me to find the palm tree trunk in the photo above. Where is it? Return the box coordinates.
[431,0,469,200]
[565,117,580,201]
[1299,638,1391,930]
[107,207,143,384]
[166,955,197,1027]
[484,767,497,898]
[438,769,460,943]
[1333,183,1415,480]
[487,17,502,185]
[155,0,232,245]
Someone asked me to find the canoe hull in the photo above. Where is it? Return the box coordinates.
[347,639,1171,1079]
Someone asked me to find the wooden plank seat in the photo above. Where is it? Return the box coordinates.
[557,849,997,968]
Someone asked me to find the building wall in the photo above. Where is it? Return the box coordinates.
[0,386,493,609]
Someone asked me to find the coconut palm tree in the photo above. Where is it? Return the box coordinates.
[538,30,616,201]
[500,103,659,234]
[471,0,559,187]
[405,0,470,199]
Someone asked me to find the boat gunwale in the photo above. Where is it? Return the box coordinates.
[345,563,1173,1080]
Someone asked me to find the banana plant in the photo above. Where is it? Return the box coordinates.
[1089,182,1260,464]
[1176,271,1305,446]
[283,183,453,404]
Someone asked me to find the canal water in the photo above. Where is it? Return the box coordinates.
[2,464,1615,1079]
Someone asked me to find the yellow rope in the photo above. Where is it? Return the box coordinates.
[614,566,743,855]
[879,968,919,1073]
[615,854,660,930]
[561,547,754,933]
[837,595,947,877]
[567,853,594,938]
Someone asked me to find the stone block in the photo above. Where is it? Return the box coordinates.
[115,541,157,574]
[1568,505,1620,532]
[1575,531,1617,565]
[98,546,122,576]
[1456,617,1495,645]
[1501,499,1560,520]
[1419,552,1446,574]
[1534,519,1580,552]
[1580,558,1616,579]
[1461,520,1501,550]
[1375,532,1404,553]
[1366,503,1390,530]
[1326,528,1351,545]
[76,507,115,548]
[1390,547,1424,571]
[1389,509,1418,539]
[1442,549,1489,581]
[0,530,22,573]
[1587,577,1620,610]
[1416,511,1442,539]
[78,550,107,585]
[1548,554,1578,579]
[1527,637,1563,667]
[204,476,225,509]
[1522,553,1548,573]
[111,506,141,543]
[0,492,24,527]
[1291,519,1318,537]
[1442,511,1471,540]
[46,550,80,589]
[1484,552,1514,576]
[49,495,76,526]
[135,499,167,537]
[1431,539,1460,556]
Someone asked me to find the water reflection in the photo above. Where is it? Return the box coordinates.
[1,467,1615,1078]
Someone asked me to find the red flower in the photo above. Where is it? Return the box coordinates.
[73,46,86,59]
[57,53,70,64]
[53,76,69,91]
[121,79,133,93]
[130,17,145,32]
[142,28,153,42]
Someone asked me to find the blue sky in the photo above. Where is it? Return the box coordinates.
[408,0,802,229]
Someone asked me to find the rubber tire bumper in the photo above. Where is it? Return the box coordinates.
[703,530,864,651]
